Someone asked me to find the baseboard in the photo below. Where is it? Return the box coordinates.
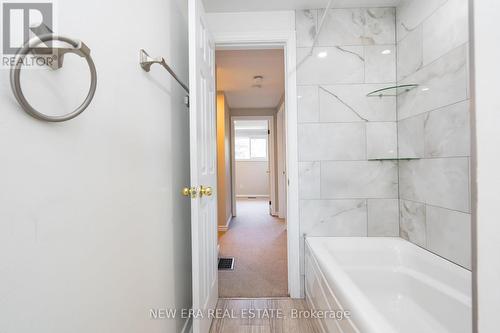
[218,215,233,232]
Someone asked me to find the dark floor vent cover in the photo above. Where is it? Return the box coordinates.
[218,257,234,270]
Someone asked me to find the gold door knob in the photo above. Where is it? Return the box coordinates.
[199,185,213,197]
[182,186,198,198]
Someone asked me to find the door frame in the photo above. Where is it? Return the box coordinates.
[214,31,301,298]
[230,116,276,216]
[276,101,287,219]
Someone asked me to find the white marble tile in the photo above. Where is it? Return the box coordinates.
[299,162,321,199]
[397,44,468,120]
[297,46,365,85]
[316,8,395,46]
[399,160,426,203]
[300,199,367,237]
[400,199,426,247]
[298,123,366,161]
[321,161,398,199]
[364,8,396,45]
[398,114,425,158]
[396,0,447,42]
[424,158,469,212]
[365,45,396,83]
[366,122,397,159]
[296,10,318,47]
[367,199,399,236]
[298,85,319,123]
[397,25,423,81]
[399,158,470,212]
[424,100,470,158]
[426,205,471,269]
[316,8,365,46]
[422,0,469,66]
[319,84,396,122]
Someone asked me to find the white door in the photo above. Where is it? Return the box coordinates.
[188,0,218,332]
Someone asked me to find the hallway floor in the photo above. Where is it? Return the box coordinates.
[218,199,287,297]
[209,298,321,333]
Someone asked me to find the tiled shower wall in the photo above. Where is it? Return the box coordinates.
[396,0,471,269]
[295,8,399,286]
[296,0,471,281]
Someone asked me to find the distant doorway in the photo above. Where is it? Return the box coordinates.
[233,118,273,214]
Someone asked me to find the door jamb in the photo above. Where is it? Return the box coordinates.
[213,31,301,298]
[230,116,276,215]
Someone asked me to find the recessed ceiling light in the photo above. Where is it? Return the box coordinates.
[381,49,392,55]
[317,51,328,58]
[253,75,263,83]
[421,87,430,92]
[252,75,263,88]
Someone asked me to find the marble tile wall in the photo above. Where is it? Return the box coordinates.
[296,0,471,281]
[296,7,399,286]
[396,0,471,269]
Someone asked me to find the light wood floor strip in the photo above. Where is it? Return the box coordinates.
[209,298,322,333]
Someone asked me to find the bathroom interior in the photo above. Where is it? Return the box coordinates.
[293,0,472,331]
[0,0,489,332]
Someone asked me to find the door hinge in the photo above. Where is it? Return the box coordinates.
[269,201,271,205]
[267,129,270,135]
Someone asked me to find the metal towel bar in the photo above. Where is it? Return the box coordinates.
[139,49,189,106]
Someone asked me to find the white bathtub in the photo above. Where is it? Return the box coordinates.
[305,237,472,333]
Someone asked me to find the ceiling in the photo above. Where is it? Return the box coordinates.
[216,49,284,109]
[205,0,401,12]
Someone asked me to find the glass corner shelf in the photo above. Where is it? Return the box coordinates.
[366,84,419,97]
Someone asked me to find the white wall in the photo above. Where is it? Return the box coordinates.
[235,161,269,197]
[0,0,192,332]
[471,0,500,331]
[206,11,295,35]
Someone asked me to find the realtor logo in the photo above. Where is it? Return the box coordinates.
[1,1,56,67]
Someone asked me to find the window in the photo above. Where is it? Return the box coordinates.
[235,137,250,160]
[250,138,267,159]
[235,135,268,161]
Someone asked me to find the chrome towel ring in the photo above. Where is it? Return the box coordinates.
[10,34,97,122]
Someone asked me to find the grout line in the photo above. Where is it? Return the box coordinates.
[396,0,450,43]
[399,198,471,215]
[297,83,397,87]
[300,198,398,201]
[298,156,469,162]
[398,98,470,122]
[395,11,402,237]
[401,238,472,271]
[298,120,396,124]
[398,41,469,83]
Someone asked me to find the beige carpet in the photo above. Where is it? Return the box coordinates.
[218,199,288,298]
